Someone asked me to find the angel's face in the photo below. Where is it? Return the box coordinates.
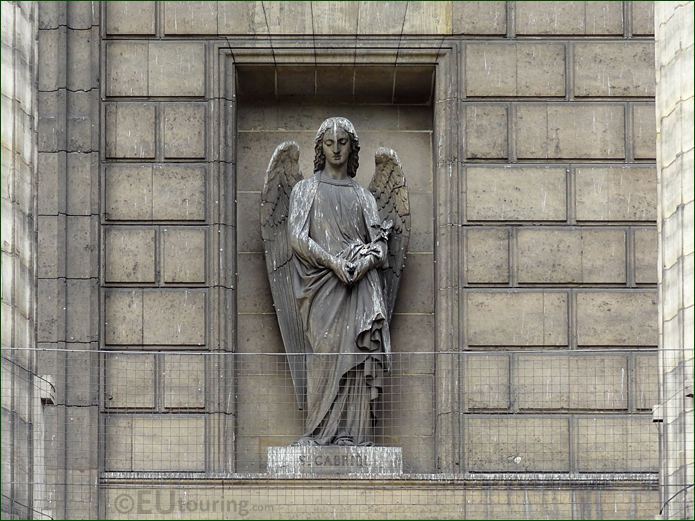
[321,126,351,169]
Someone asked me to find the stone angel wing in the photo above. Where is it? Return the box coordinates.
[369,147,411,320]
[260,141,309,409]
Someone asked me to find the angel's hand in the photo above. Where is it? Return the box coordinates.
[350,257,374,284]
[330,257,354,285]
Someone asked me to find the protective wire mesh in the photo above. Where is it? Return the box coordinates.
[1,345,692,519]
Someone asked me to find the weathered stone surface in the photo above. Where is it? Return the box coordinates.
[162,227,206,283]
[466,417,570,471]
[635,228,658,284]
[104,289,142,345]
[466,167,566,221]
[237,253,273,313]
[515,2,623,35]
[104,164,152,221]
[163,354,205,409]
[148,42,205,97]
[104,103,155,159]
[104,227,156,283]
[576,292,658,346]
[575,416,658,471]
[575,167,657,221]
[67,152,98,216]
[466,43,565,97]
[66,279,98,342]
[465,228,509,283]
[453,2,506,35]
[153,164,207,221]
[466,292,568,346]
[515,105,625,159]
[143,290,206,345]
[517,229,626,283]
[267,446,403,476]
[393,254,434,314]
[389,314,434,374]
[574,43,655,97]
[163,1,218,35]
[635,353,658,410]
[105,2,156,35]
[311,2,359,34]
[568,355,628,410]
[66,215,98,278]
[104,354,155,408]
[632,1,655,36]
[163,103,206,159]
[463,354,509,409]
[105,42,148,97]
[465,105,507,159]
[633,104,657,159]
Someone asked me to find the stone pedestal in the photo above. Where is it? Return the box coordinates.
[267,446,403,476]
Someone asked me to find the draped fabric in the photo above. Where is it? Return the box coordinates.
[288,173,391,445]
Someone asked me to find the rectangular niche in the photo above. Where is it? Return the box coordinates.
[233,64,436,473]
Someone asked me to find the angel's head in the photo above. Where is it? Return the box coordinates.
[313,117,360,178]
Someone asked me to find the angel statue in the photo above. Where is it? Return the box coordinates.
[260,117,410,447]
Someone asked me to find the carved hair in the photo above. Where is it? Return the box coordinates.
[313,117,360,178]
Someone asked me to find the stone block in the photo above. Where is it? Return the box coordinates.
[393,253,434,314]
[162,227,206,283]
[37,152,64,215]
[105,2,156,35]
[37,278,64,342]
[575,416,658,471]
[453,2,506,35]
[389,314,434,374]
[237,253,274,313]
[217,2,266,35]
[66,29,96,92]
[104,103,155,159]
[574,43,655,97]
[402,2,452,34]
[104,289,143,345]
[131,416,205,471]
[465,105,507,159]
[515,355,569,410]
[465,228,509,283]
[104,353,155,408]
[143,289,206,345]
[237,192,262,252]
[357,2,407,34]
[517,228,626,283]
[576,291,657,346]
[263,2,313,34]
[466,43,565,97]
[164,354,205,409]
[466,166,567,221]
[163,103,206,159]
[515,2,623,35]
[515,104,625,159]
[148,42,205,97]
[635,228,657,284]
[466,417,570,471]
[67,152,98,216]
[463,354,509,409]
[38,1,66,29]
[635,353,658,411]
[105,41,148,97]
[311,1,359,34]
[66,215,98,279]
[575,167,656,221]
[569,355,628,410]
[633,104,657,159]
[152,164,206,221]
[66,279,97,342]
[37,215,63,278]
[466,291,568,346]
[408,192,433,252]
[104,227,156,283]
[632,1,655,36]
[163,1,218,34]
[104,164,152,221]
[37,28,66,91]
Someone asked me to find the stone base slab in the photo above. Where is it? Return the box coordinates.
[267,446,403,476]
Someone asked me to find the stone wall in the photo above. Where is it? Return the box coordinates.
[1,1,42,518]
[654,1,695,519]
[29,1,666,518]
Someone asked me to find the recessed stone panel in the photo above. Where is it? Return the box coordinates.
[104,289,143,345]
[163,1,218,35]
[142,290,206,345]
[453,2,506,35]
[164,354,205,409]
[104,354,155,409]
[465,228,509,283]
[515,2,623,35]
[465,105,508,159]
[574,43,656,97]
[162,227,206,283]
[148,42,205,97]
[633,104,657,159]
[104,227,156,283]
[575,167,657,221]
[576,291,658,346]
[104,103,155,159]
[105,2,156,35]
[105,42,148,97]
[152,164,206,221]
[635,228,658,284]
[163,103,206,159]
[104,164,153,221]
[463,354,510,409]
[466,292,568,346]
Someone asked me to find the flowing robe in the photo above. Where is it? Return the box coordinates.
[288,173,391,445]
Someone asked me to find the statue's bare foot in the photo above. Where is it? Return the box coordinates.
[292,436,319,447]
[333,436,355,446]
[358,440,374,447]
